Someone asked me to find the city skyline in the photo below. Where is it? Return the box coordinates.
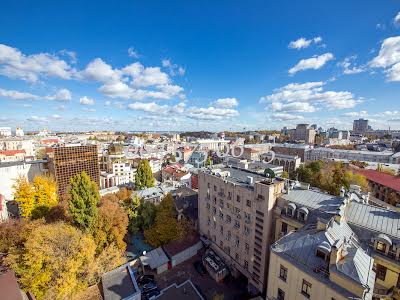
[1,1,400,132]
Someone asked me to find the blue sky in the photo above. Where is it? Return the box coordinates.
[0,0,400,132]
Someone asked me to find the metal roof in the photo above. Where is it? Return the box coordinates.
[346,201,400,240]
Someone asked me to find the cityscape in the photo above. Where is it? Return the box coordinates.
[1,2,400,300]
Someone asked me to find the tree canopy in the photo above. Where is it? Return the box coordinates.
[135,159,155,190]
[123,194,156,234]
[13,175,58,219]
[68,171,100,232]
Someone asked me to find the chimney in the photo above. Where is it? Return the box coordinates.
[340,187,345,197]
[316,218,328,231]
[330,245,338,265]
[247,176,254,185]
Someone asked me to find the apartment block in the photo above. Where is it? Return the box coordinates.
[48,145,100,196]
[272,182,400,300]
[198,165,285,293]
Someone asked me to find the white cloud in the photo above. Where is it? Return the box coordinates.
[80,59,184,100]
[369,36,400,81]
[289,53,334,75]
[260,81,363,111]
[162,59,185,76]
[212,98,239,108]
[338,56,366,75]
[45,89,72,101]
[271,113,304,121]
[270,101,316,113]
[0,44,74,82]
[51,114,62,120]
[27,115,48,123]
[341,110,369,118]
[128,102,170,114]
[394,12,400,27]
[128,47,140,58]
[79,96,95,105]
[0,88,39,100]
[288,36,322,49]
[186,106,239,120]
[59,50,77,64]
[0,87,72,101]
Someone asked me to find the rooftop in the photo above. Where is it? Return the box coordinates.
[153,280,204,300]
[101,264,140,300]
[140,247,169,270]
[353,169,400,192]
[272,219,375,300]
[346,201,400,240]
[163,232,200,257]
[279,188,345,215]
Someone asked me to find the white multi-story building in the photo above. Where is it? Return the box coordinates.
[0,127,12,137]
[0,160,47,200]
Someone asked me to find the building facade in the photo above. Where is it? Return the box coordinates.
[198,166,285,292]
[48,145,100,196]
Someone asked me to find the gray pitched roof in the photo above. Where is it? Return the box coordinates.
[346,201,400,241]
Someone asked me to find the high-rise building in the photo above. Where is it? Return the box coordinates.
[353,118,369,134]
[198,165,285,293]
[48,145,100,196]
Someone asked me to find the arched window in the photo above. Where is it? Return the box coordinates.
[287,203,296,216]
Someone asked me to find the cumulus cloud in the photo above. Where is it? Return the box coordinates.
[80,59,184,100]
[212,98,239,108]
[394,12,400,27]
[369,36,400,81]
[0,87,72,101]
[260,81,363,112]
[288,37,323,49]
[289,53,334,75]
[0,44,75,82]
[338,56,366,75]
[80,96,95,105]
[186,106,239,120]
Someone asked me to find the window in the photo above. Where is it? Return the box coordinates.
[281,222,288,235]
[277,288,285,300]
[219,212,224,220]
[376,241,387,253]
[257,194,265,201]
[214,185,217,191]
[236,195,241,202]
[246,200,252,207]
[279,265,288,282]
[226,215,231,223]
[376,264,387,281]
[235,253,239,260]
[301,280,311,298]
[234,220,240,229]
[244,260,248,269]
[316,249,327,261]
[220,240,223,248]
[287,207,294,216]
[220,225,224,234]
[298,211,306,222]
[207,182,210,188]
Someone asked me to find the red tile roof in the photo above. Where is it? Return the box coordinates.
[353,169,400,192]
[0,150,26,156]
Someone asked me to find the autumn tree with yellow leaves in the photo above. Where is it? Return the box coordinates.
[13,175,58,219]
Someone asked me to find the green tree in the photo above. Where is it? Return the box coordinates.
[206,156,213,166]
[124,194,156,234]
[135,159,155,190]
[68,171,100,232]
[5,222,96,300]
[281,171,289,179]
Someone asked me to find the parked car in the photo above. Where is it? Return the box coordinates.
[193,261,207,276]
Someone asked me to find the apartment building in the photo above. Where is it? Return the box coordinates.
[268,217,375,300]
[272,183,400,300]
[198,165,285,293]
[306,147,400,164]
[48,145,100,196]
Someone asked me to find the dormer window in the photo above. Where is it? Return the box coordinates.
[287,203,296,217]
[297,207,309,222]
[375,234,392,253]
